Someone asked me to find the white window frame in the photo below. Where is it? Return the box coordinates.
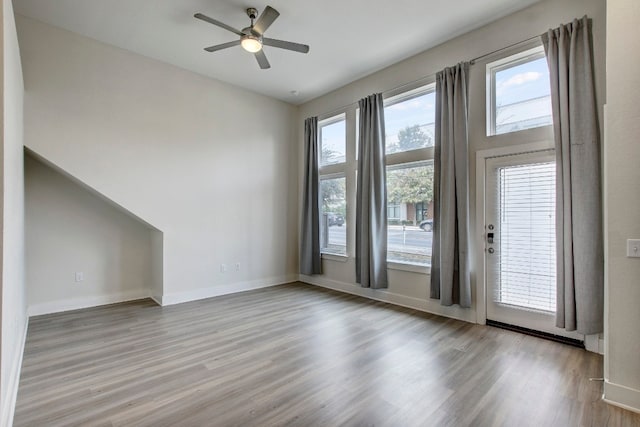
[383,83,436,270]
[486,45,550,137]
[319,113,347,167]
[319,173,347,257]
[318,113,348,258]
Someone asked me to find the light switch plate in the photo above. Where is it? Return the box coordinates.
[627,239,640,258]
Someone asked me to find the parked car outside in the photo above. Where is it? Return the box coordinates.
[327,213,344,226]
[419,219,433,232]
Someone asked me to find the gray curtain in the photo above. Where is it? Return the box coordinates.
[356,94,388,288]
[300,117,322,275]
[542,16,603,335]
[430,62,471,307]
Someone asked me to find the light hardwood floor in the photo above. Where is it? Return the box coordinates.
[14,283,640,426]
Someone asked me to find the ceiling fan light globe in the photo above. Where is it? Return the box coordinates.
[241,36,262,53]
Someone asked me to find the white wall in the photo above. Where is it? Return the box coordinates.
[150,229,163,304]
[604,0,640,413]
[298,0,606,324]
[25,154,154,315]
[0,0,25,425]
[16,16,299,304]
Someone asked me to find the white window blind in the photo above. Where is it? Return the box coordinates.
[495,161,556,312]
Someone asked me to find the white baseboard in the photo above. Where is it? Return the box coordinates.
[603,380,640,414]
[1,316,29,427]
[299,275,477,324]
[159,275,298,306]
[27,289,151,316]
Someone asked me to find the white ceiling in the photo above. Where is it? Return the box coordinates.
[14,0,542,104]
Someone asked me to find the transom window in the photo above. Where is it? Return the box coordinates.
[487,46,552,136]
[384,87,436,154]
[319,114,346,166]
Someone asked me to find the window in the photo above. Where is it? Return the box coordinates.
[387,204,401,220]
[386,162,434,265]
[384,85,435,267]
[487,46,552,136]
[496,161,556,312]
[319,114,346,166]
[385,88,436,154]
[320,176,346,255]
[415,202,428,222]
[319,114,347,256]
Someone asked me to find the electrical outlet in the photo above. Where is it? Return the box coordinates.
[220,264,227,273]
[235,262,240,272]
[75,272,84,282]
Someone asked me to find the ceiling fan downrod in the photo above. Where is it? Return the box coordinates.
[246,7,258,25]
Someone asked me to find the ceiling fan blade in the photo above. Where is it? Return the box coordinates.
[194,13,243,36]
[254,50,271,69]
[204,40,241,52]
[252,6,280,35]
[262,38,310,54]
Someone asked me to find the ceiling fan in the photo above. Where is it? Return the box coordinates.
[194,6,310,70]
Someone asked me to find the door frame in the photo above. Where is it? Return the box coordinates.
[475,140,602,353]
[475,140,554,326]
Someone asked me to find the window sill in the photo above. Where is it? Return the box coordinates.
[318,255,431,272]
[387,261,430,275]
[321,253,349,263]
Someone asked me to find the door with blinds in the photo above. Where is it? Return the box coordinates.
[485,151,580,339]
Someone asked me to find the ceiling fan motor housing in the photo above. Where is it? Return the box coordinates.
[246,8,259,20]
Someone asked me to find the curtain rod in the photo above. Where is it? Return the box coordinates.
[469,34,542,65]
[316,34,542,119]
[317,72,437,119]
[383,72,438,96]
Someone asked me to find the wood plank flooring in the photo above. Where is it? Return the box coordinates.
[14,283,640,426]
